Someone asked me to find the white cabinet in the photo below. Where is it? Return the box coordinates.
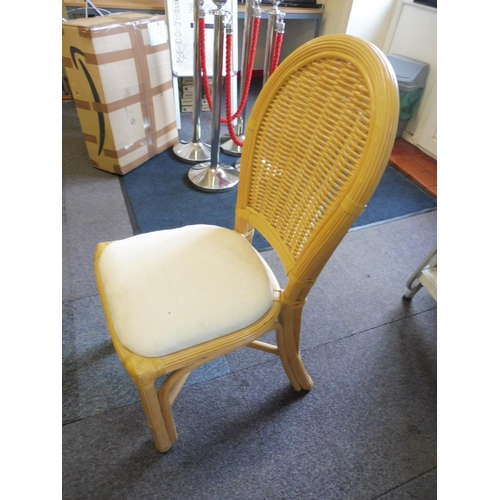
[383,0,437,158]
[412,79,437,158]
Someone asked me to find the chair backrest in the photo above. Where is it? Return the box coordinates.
[235,34,399,302]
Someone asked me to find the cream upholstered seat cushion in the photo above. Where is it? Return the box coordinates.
[98,225,277,358]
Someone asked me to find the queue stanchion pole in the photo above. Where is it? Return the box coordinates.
[221,0,261,157]
[188,0,239,192]
[173,0,211,163]
[263,0,283,85]
[270,12,285,74]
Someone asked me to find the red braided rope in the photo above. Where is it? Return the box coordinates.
[227,16,261,122]
[270,31,284,75]
[200,16,260,126]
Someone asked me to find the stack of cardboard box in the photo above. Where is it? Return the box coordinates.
[62,12,179,175]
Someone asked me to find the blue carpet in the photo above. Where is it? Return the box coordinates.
[121,148,436,251]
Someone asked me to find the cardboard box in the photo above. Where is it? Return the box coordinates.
[62,13,178,175]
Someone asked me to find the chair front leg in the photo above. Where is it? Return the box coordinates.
[134,379,173,452]
[158,370,193,445]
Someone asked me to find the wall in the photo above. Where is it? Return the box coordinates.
[320,0,353,36]
[345,0,397,49]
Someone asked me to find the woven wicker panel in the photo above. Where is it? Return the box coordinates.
[247,57,371,261]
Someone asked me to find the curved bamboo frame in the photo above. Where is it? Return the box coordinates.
[94,34,399,452]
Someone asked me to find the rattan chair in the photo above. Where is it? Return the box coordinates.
[94,34,399,452]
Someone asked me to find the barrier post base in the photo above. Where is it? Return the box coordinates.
[173,141,211,163]
[220,135,244,156]
[187,163,239,192]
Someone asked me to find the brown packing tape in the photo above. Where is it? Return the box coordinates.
[114,152,151,175]
[85,49,136,66]
[62,56,73,69]
[62,13,165,37]
[90,157,119,175]
[89,159,127,176]
[71,81,172,115]
[82,25,134,38]
[100,124,175,162]
[82,16,164,38]
[103,137,147,158]
[89,157,120,175]
[99,119,177,160]
[74,20,157,159]
[103,149,119,159]
[78,26,92,38]
[64,12,153,30]
[152,80,173,97]
[88,131,174,176]
[145,42,169,56]
[126,21,157,158]
[69,44,170,78]
[83,133,97,144]
[104,134,154,159]
[69,82,173,115]
[92,94,142,114]
[78,41,169,61]
[119,139,172,175]
[154,121,177,141]
[102,118,175,159]
[73,99,92,111]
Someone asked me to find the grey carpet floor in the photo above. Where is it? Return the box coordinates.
[62,100,437,499]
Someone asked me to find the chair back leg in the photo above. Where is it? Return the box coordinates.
[276,306,313,391]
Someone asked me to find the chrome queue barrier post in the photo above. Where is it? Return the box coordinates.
[173,0,211,163]
[221,0,261,157]
[263,0,281,85]
[188,0,239,192]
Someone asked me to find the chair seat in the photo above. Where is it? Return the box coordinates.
[97,225,277,358]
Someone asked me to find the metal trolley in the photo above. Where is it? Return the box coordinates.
[403,246,437,301]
